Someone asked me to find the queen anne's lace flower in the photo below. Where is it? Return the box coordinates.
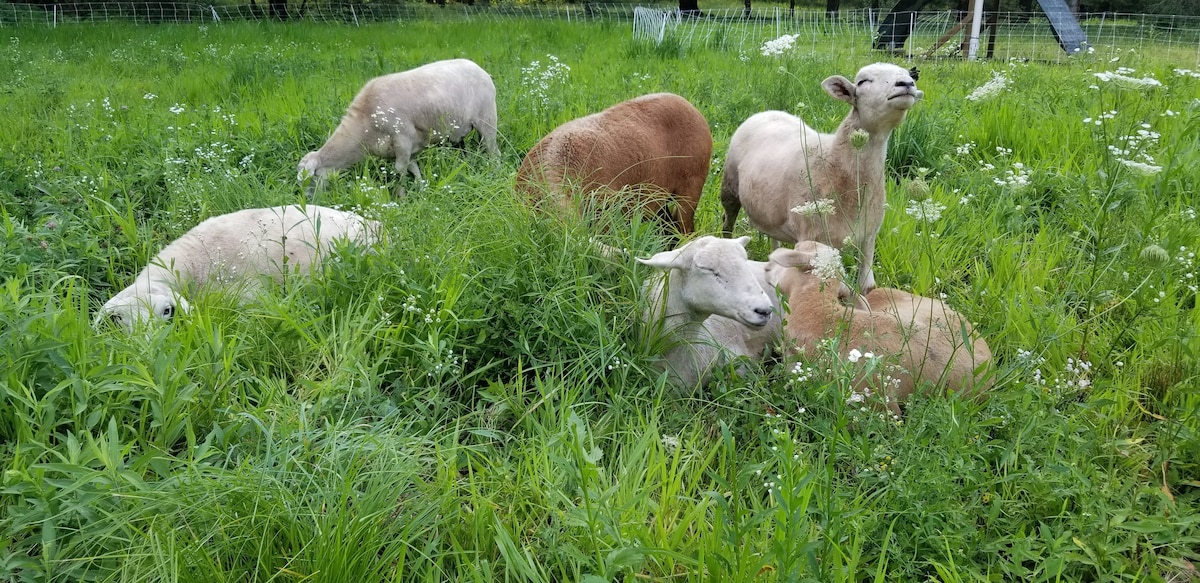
[760,34,799,57]
[791,198,836,217]
[1094,70,1162,88]
[965,71,1009,101]
[810,245,843,281]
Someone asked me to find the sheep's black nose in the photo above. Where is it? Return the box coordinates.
[896,80,915,88]
[754,306,773,319]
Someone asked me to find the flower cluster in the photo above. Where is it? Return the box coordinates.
[791,198,836,217]
[810,245,844,281]
[1094,68,1162,89]
[1108,123,1162,176]
[790,361,818,384]
[520,55,571,109]
[905,198,946,223]
[1082,110,1118,126]
[965,71,1009,102]
[991,162,1030,190]
[760,33,799,57]
[1174,68,1200,80]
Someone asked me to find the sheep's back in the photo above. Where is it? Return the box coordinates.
[349,59,495,138]
[864,288,992,397]
[519,93,711,195]
[147,205,375,288]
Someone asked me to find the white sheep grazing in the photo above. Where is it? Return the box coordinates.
[298,58,499,195]
[98,205,380,331]
[720,63,922,293]
[637,236,790,389]
[771,242,992,416]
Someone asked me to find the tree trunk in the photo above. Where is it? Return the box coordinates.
[826,0,840,19]
[679,0,700,15]
[743,0,751,18]
[268,0,287,20]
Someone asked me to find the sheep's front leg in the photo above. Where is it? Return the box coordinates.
[858,238,877,294]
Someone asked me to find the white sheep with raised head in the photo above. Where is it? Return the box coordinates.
[720,63,922,293]
[770,242,992,416]
[637,235,792,389]
[298,58,499,195]
[98,204,380,331]
[516,92,712,237]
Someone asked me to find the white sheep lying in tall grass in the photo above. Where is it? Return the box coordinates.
[98,204,380,331]
[720,63,922,293]
[638,235,792,388]
[298,58,499,195]
[516,92,712,236]
[771,242,992,415]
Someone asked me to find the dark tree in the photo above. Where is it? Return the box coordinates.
[269,0,288,20]
[826,0,840,18]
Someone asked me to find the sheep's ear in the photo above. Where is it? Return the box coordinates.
[769,247,816,268]
[822,75,856,104]
[637,248,685,270]
[735,236,751,248]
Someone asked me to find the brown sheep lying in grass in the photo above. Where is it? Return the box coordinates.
[516,92,712,237]
[771,242,992,416]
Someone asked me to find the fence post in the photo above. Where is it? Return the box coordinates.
[53,4,57,27]
[351,4,359,25]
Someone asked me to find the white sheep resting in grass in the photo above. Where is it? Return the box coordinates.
[99,205,380,331]
[516,92,712,237]
[638,235,797,389]
[298,58,499,195]
[771,242,992,416]
[720,63,922,293]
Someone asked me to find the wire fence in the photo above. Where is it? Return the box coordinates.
[1,2,1197,64]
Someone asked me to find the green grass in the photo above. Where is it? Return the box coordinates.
[1,18,1199,582]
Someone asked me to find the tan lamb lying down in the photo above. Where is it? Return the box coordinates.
[516,92,712,237]
[298,58,499,195]
[98,205,380,331]
[771,242,992,415]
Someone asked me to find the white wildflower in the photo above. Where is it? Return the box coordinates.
[905,199,945,222]
[660,434,680,453]
[1094,71,1162,88]
[791,198,836,217]
[810,245,844,281]
[965,71,1009,101]
[760,34,799,57]
[1119,159,1162,176]
[847,348,863,363]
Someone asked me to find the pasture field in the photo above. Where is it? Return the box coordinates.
[1,18,1199,582]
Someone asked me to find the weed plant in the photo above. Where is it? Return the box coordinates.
[1,19,1198,582]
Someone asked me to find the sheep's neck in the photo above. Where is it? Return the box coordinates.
[656,272,709,336]
[318,116,372,167]
[834,111,890,174]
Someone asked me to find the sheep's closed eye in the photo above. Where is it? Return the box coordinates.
[856,79,871,86]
